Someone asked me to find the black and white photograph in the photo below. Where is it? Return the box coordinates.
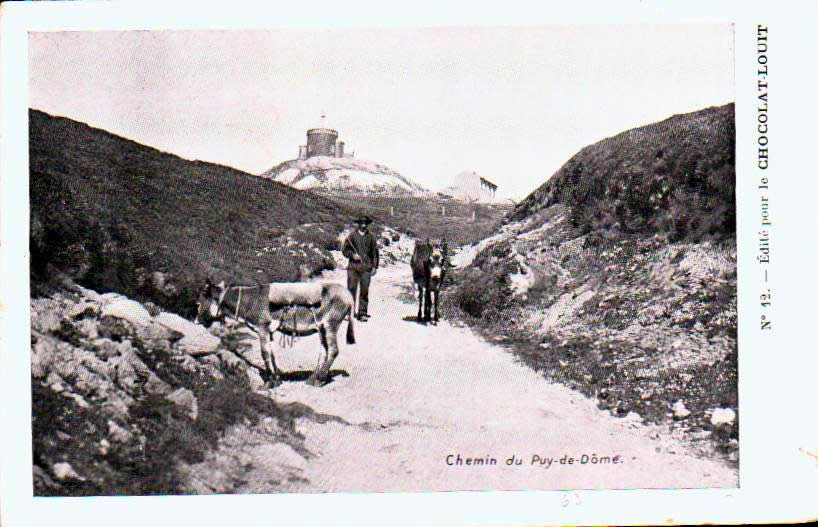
[24,24,741,496]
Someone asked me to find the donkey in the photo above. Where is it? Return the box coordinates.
[410,239,446,324]
[195,279,355,387]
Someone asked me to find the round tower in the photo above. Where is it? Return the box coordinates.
[306,128,338,157]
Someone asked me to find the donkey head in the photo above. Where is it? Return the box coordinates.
[194,278,227,325]
[428,242,445,282]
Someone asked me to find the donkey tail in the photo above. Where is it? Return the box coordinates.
[346,301,356,345]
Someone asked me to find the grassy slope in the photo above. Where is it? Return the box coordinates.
[446,104,738,462]
[30,110,357,315]
[324,193,513,247]
[29,111,364,494]
[510,103,735,241]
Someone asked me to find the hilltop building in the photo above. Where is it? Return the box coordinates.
[448,170,497,202]
[297,124,354,160]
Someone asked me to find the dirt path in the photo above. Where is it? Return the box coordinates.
[223,264,737,493]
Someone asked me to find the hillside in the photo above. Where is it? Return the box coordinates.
[29,110,359,315]
[323,193,513,247]
[447,104,738,463]
[259,155,514,246]
[28,111,428,495]
[26,105,738,495]
[510,103,735,241]
[30,276,329,495]
[260,156,427,197]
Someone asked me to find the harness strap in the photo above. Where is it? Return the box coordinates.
[308,305,319,328]
[278,305,296,348]
[235,287,243,319]
[275,304,320,348]
[216,287,229,318]
[291,306,298,344]
[215,284,259,323]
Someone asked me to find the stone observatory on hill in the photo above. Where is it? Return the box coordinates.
[298,127,350,159]
[261,123,427,197]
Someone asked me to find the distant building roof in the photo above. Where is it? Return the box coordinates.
[306,128,338,135]
[479,177,497,190]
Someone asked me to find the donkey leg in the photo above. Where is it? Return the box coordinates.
[267,338,283,385]
[435,288,440,324]
[259,326,281,387]
[416,283,424,321]
[314,326,340,384]
[424,284,432,322]
[346,304,356,344]
[307,326,329,386]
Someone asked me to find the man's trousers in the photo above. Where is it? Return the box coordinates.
[347,269,372,316]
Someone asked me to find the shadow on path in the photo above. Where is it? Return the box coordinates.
[274,369,350,385]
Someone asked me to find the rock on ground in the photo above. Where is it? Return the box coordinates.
[166,388,199,420]
[155,312,221,355]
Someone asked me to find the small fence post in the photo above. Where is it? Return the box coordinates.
[442,206,446,217]
[390,206,394,217]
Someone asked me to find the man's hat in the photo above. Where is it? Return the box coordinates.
[354,215,373,226]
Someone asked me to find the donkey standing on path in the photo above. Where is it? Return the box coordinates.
[196,280,355,386]
[410,239,446,325]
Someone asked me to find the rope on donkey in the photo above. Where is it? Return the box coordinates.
[276,304,320,349]
[219,284,260,322]
[278,306,297,348]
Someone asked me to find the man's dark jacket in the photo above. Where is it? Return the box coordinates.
[343,230,379,272]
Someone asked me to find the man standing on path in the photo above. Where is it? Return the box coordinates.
[343,215,379,321]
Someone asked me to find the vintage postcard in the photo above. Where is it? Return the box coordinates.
[2,1,817,526]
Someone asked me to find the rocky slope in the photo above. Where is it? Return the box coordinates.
[448,104,737,463]
[30,276,329,496]
[260,156,427,197]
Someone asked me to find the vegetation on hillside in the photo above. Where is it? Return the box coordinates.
[29,110,509,317]
[511,103,735,243]
[29,109,357,316]
[29,110,373,495]
[324,193,512,247]
[444,104,738,464]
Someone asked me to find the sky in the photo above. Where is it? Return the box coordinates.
[29,26,734,200]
